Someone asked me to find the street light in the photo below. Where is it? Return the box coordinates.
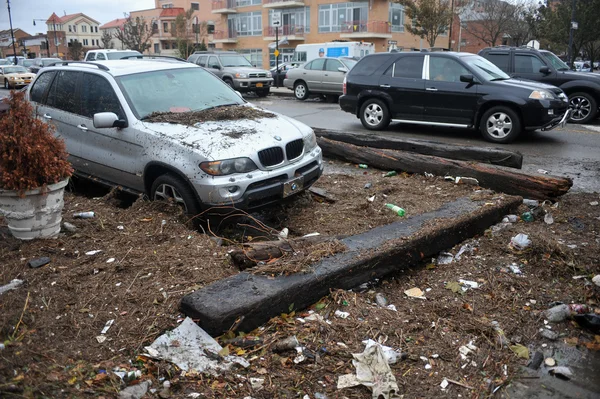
[6,0,18,64]
[33,17,58,58]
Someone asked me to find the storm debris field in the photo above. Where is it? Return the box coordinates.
[143,105,276,126]
[1,160,599,398]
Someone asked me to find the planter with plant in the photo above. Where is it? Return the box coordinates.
[0,91,73,240]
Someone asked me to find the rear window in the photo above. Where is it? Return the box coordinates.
[107,51,142,60]
[350,55,392,76]
[384,56,424,79]
[482,52,510,72]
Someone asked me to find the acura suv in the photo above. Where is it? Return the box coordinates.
[339,52,570,143]
[26,59,323,218]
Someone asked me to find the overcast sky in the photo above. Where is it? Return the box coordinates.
[0,0,154,34]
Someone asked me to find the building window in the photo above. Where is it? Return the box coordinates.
[163,22,169,32]
[228,11,262,36]
[318,2,368,33]
[269,47,294,67]
[82,25,87,33]
[68,25,72,32]
[95,26,98,33]
[154,43,160,53]
[162,41,169,49]
[460,39,467,47]
[171,23,176,33]
[236,0,261,6]
[73,25,77,32]
[91,39,94,46]
[268,7,310,34]
[191,2,199,10]
[238,48,262,67]
[162,3,174,8]
[152,22,159,34]
[207,24,215,34]
[389,3,404,33]
[83,39,88,45]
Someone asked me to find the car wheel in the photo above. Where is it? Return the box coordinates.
[568,92,597,124]
[359,99,391,131]
[151,174,201,221]
[294,81,309,100]
[325,94,339,103]
[480,106,522,143]
[256,88,270,97]
[4,79,9,89]
[223,78,234,88]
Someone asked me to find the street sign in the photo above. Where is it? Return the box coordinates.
[388,40,397,45]
[274,49,280,57]
[571,21,578,30]
[271,12,282,28]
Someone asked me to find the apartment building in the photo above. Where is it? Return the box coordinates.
[100,19,128,49]
[46,12,102,57]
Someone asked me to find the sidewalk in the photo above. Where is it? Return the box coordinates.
[270,86,293,97]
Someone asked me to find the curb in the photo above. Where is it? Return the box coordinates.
[181,195,521,336]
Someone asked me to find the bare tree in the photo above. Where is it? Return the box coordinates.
[174,8,208,59]
[101,30,114,49]
[461,0,522,47]
[68,41,83,60]
[395,0,453,48]
[504,2,538,47]
[114,15,153,53]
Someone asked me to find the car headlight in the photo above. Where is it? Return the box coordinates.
[235,73,248,79]
[8,76,16,80]
[200,157,257,176]
[303,131,317,151]
[529,90,554,100]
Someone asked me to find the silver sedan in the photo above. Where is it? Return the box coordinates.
[284,57,357,100]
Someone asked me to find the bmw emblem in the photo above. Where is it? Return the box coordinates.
[291,183,298,191]
[274,135,282,141]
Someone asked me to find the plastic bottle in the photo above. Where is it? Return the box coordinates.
[385,203,405,217]
[521,212,534,222]
[73,211,95,219]
[384,171,397,177]
[358,164,368,169]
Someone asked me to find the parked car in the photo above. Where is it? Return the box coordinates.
[25,59,323,217]
[479,46,600,123]
[574,61,591,72]
[270,62,294,87]
[28,57,63,74]
[339,52,570,143]
[0,59,12,66]
[84,49,142,61]
[187,51,273,97]
[18,59,36,69]
[0,65,36,89]
[284,57,358,100]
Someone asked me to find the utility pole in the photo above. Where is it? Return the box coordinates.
[567,0,577,67]
[448,0,455,51]
[194,16,198,50]
[7,0,18,64]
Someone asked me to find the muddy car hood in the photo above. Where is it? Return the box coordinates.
[141,108,310,161]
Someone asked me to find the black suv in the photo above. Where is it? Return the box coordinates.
[479,46,600,124]
[339,52,570,143]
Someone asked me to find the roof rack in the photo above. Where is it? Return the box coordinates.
[120,55,186,62]
[52,61,109,71]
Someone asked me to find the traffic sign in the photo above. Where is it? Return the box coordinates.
[274,49,280,57]
[271,12,282,28]
[388,40,397,45]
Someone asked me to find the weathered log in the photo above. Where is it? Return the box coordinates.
[230,235,340,270]
[317,137,572,199]
[313,128,523,169]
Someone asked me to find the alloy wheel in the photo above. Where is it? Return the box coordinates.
[486,112,513,139]
[364,103,383,126]
[569,96,591,122]
[154,184,188,212]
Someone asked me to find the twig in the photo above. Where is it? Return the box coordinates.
[126,270,143,293]
[446,379,474,390]
[119,247,133,264]
[12,291,31,340]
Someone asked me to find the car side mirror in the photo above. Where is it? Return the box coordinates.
[93,112,127,129]
[539,66,551,75]
[460,74,474,83]
[338,67,349,73]
[212,65,221,70]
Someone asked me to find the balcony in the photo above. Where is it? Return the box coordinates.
[212,0,237,14]
[212,30,238,43]
[340,20,392,39]
[263,0,305,8]
[263,25,305,41]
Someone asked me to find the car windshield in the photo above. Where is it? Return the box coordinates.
[42,58,62,66]
[462,55,510,81]
[3,66,27,74]
[219,55,253,67]
[117,67,245,120]
[21,60,35,67]
[0,60,10,65]
[340,58,358,69]
[541,51,570,71]
[108,51,142,60]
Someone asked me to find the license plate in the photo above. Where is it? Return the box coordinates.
[283,176,304,198]
[256,83,263,88]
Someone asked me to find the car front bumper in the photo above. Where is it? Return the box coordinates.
[522,99,570,131]
[233,78,274,92]
[192,146,323,211]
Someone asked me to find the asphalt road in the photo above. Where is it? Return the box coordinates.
[251,95,600,194]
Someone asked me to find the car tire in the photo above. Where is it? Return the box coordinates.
[151,174,201,222]
[256,88,270,97]
[568,92,597,124]
[359,98,391,131]
[4,79,9,90]
[294,81,309,100]
[325,94,339,103]
[479,106,522,144]
[223,78,234,88]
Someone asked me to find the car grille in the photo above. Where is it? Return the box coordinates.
[249,73,267,78]
[258,147,284,167]
[286,139,304,160]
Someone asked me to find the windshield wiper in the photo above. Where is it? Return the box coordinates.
[490,77,509,81]
[557,67,569,71]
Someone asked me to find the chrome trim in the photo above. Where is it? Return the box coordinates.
[391,119,470,128]
[423,55,430,80]
[541,109,571,131]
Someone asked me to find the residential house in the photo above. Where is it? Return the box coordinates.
[100,18,128,49]
[0,28,31,58]
[46,12,102,57]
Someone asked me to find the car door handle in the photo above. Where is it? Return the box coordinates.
[43,113,52,120]
[426,87,438,91]
[379,84,390,88]
[77,124,88,131]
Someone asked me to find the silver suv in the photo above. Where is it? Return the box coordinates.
[26,59,323,217]
[187,51,273,97]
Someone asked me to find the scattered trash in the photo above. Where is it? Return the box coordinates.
[383,171,397,177]
[455,176,479,186]
[27,257,51,269]
[335,310,350,319]
[523,199,539,208]
[437,252,454,265]
[541,330,559,340]
[250,377,264,390]
[545,304,590,323]
[404,287,426,299]
[86,250,102,256]
[118,380,151,399]
[114,369,142,382]
[364,182,372,189]
[507,263,523,275]
[375,293,388,307]
[528,352,543,370]
[63,222,77,232]
[509,344,529,359]
[573,314,600,333]
[537,169,549,174]
[458,279,479,290]
[590,201,599,206]
[73,211,95,219]
[314,393,327,399]
[510,233,531,251]
[491,222,511,234]
[491,321,509,347]
[592,275,600,287]
[96,336,107,343]
[424,172,434,178]
[106,258,115,263]
[548,366,573,380]
[143,317,249,374]
[455,243,475,260]
[358,164,368,169]
[545,358,556,367]
[384,203,405,217]
[272,336,300,353]
[337,339,401,399]
[440,379,449,390]
[544,213,554,225]
[0,343,4,351]
[0,279,24,295]
[502,214,519,223]
[117,225,124,230]
[521,212,534,222]
[278,228,289,239]
[568,217,585,231]
[458,342,477,360]
[187,394,201,399]
[367,195,375,203]
[100,319,114,334]
[293,347,307,364]
[302,232,320,238]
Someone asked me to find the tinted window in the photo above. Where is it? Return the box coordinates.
[351,55,392,76]
[96,53,106,60]
[385,56,424,79]
[106,51,140,60]
[515,54,545,74]
[325,59,343,72]
[87,53,96,61]
[308,58,325,71]
[198,55,208,67]
[207,56,219,68]
[46,71,80,113]
[80,73,123,119]
[483,53,509,72]
[30,71,56,103]
[429,57,469,82]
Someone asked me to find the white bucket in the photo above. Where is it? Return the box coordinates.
[0,178,69,240]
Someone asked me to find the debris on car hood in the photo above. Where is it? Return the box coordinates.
[143,104,276,125]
